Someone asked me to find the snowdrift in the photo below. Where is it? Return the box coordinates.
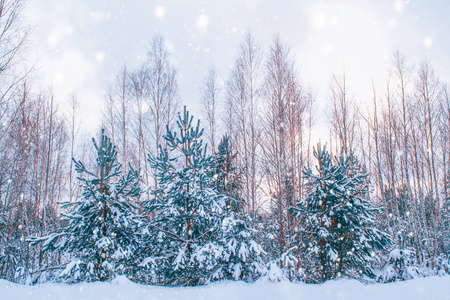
[1,275,450,300]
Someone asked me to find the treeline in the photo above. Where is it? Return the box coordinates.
[0,0,69,281]
[0,0,449,285]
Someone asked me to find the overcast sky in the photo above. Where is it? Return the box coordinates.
[24,0,450,137]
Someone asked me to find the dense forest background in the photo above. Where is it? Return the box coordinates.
[1,0,449,285]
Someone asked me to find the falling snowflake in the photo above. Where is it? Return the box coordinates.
[95,52,105,63]
[424,37,433,48]
[155,6,166,21]
[196,14,209,31]
[394,1,404,12]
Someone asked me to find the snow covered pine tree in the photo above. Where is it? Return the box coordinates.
[295,144,390,282]
[139,107,265,286]
[210,135,242,212]
[31,130,143,282]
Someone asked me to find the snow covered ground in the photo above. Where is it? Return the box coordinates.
[1,276,449,300]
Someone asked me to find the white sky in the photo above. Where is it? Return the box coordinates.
[23,0,450,137]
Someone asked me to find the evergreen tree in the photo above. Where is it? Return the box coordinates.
[31,130,143,282]
[211,135,242,211]
[139,107,265,286]
[295,144,391,282]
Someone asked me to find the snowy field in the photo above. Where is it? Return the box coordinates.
[1,276,449,300]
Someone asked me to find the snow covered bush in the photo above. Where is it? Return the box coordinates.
[377,247,422,282]
[377,248,450,282]
[30,130,144,282]
[137,107,266,286]
[374,187,450,282]
[436,255,450,276]
[260,261,287,282]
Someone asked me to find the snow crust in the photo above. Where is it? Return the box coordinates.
[1,276,449,300]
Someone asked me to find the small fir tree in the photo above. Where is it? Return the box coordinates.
[295,144,391,282]
[31,130,142,282]
[211,135,242,211]
[139,107,265,286]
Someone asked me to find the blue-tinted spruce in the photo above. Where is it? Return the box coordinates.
[31,130,143,282]
[295,144,391,282]
[139,107,265,286]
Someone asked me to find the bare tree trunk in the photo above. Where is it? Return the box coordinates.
[262,35,306,256]
[200,66,220,154]
[329,72,356,156]
[417,62,441,211]
[393,51,412,191]
[225,32,263,217]
[43,92,55,233]
[68,93,78,202]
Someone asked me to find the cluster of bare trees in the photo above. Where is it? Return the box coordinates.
[215,34,314,258]
[0,0,70,280]
[103,35,180,187]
